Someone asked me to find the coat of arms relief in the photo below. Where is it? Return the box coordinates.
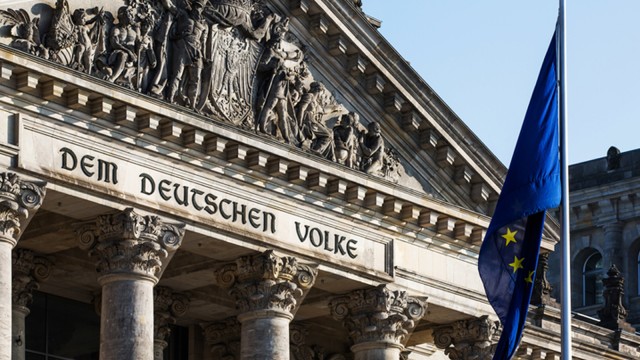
[0,0,402,182]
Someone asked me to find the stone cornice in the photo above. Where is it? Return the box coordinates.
[0,47,494,252]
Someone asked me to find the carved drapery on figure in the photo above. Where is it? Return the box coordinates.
[328,284,426,346]
[597,265,635,332]
[215,250,318,314]
[0,172,46,247]
[76,207,185,282]
[432,315,500,360]
[0,0,402,182]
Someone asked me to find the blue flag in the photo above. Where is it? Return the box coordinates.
[478,32,561,360]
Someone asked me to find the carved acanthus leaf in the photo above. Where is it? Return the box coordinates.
[76,208,185,280]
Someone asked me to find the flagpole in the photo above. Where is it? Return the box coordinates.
[558,0,573,359]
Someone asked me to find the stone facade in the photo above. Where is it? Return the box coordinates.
[548,147,640,333]
[0,1,638,359]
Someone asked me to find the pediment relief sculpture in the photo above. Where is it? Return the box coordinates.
[0,0,402,183]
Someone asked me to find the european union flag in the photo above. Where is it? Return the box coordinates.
[478,31,561,360]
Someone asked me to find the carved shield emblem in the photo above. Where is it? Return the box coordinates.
[198,26,262,126]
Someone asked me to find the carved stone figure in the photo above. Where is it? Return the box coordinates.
[0,9,45,57]
[71,8,102,74]
[0,0,405,183]
[256,18,304,144]
[168,0,209,108]
[45,0,77,63]
[198,25,261,125]
[204,0,277,41]
[149,9,175,97]
[359,121,385,175]
[136,9,158,92]
[333,112,359,168]
[607,146,621,170]
[96,6,140,87]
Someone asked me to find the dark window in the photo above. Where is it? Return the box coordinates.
[582,252,604,306]
[25,292,99,360]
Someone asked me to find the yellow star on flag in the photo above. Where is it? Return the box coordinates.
[502,228,518,246]
[509,256,524,273]
[525,270,535,284]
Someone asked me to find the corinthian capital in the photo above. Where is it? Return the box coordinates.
[76,208,185,282]
[432,315,500,360]
[154,286,190,344]
[329,285,427,345]
[216,250,318,315]
[12,248,51,310]
[202,317,241,359]
[0,172,46,247]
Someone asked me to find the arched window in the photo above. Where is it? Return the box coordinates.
[582,252,604,306]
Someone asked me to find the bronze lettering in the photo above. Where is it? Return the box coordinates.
[59,147,77,171]
[233,202,247,224]
[219,199,232,219]
[249,208,261,229]
[80,155,95,177]
[173,183,189,206]
[158,179,172,201]
[191,188,205,211]
[204,193,218,214]
[139,173,155,195]
[346,240,358,259]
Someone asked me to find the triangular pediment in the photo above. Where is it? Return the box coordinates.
[0,0,507,218]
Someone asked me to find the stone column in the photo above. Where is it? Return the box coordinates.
[603,222,623,270]
[154,286,190,360]
[0,172,46,360]
[432,315,500,360]
[329,285,427,360]
[216,250,318,360]
[202,317,241,359]
[77,208,185,360]
[12,249,51,360]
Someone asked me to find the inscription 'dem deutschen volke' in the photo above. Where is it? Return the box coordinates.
[58,147,358,259]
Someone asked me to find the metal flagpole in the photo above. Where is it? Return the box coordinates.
[558,0,573,359]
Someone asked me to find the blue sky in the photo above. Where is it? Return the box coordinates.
[361,1,640,166]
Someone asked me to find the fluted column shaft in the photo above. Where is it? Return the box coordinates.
[77,208,184,360]
[239,310,293,359]
[351,342,403,360]
[216,250,317,360]
[100,274,156,359]
[0,172,46,360]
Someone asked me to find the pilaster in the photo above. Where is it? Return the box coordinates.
[329,285,427,360]
[0,172,46,360]
[216,250,318,360]
[432,315,500,360]
[77,208,185,360]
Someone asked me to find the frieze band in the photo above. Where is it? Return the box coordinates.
[0,0,402,182]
